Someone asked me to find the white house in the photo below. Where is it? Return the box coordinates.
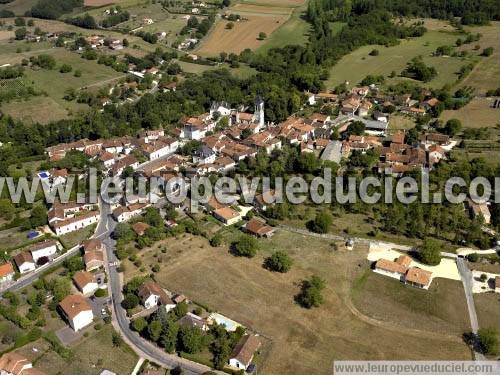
[193,145,216,164]
[137,281,175,311]
[14,252,36,274]
[140,137,179,161]
[112,203,148,223]
[229,335,261,371]
[0,353,39,375]
[212,206,242,226]
[59,295,94,331]
[51,211,100,235]
[73,271,99,296]
[0,263,15,284]
[29,240,58,263]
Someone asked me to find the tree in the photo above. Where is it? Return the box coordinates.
[73,69,82,77]
[14,17,25,26]
[14,27,27,40]
[59,64,72,73]
[132,317,147,332]
[481,47,494,56]
[297,275,325,308]
[369,49,379,56]
[222,0,231,6]
[225,22,234,30]
[307,210,332,234]
[178,325,204,354]
[0,199,15,220]
[113,223,134,241]
[419,238,441,266]
[346,121,365,136]
[27,19,34,27]
[264,251,293,273]
[231,234,258,257]
[210,233,222,247]
[148,320,162,342]
[258,32,267,40]
[29,205,47,228]
[121,293,139,310]
[444,119,462,136]
[297,152,320,173]
[478,327,499,355]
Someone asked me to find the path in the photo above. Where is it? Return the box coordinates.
[457,257,486,360]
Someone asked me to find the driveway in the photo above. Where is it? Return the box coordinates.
[56,326,84,347]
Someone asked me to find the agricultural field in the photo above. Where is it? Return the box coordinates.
[440,98,500,129]
[475,293,500,332]
[129,229,471,374]
[255,3,310,54]
[0,0,37,16]
[326,20,482,89]
[195,4,292,57]
[458,21,500,94]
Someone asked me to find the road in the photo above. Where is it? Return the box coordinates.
[97,198,217,375]
[457,257,486,360]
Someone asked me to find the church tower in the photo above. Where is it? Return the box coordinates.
[254,96,265,128]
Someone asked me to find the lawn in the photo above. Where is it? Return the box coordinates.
[388,114,416,131]
[326,28,471,89]
[351,270,470,335]
[135,229,471,374]
[475,293,500,331]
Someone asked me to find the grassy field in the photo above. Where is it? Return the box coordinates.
[1,95,70,124]
[326,22,475,89]
[352,271,470,335]
[130,229,471,374]
[458,21,500,94]
[388,114,416,131]
[440,98,500,129]
[255,3,310,54]
[195,12,289,56]
[475,293,500,331]
[0,0,37,16]
[240,0,305,6]
[20,326,138,375]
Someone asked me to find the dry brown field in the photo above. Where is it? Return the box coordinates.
[126,230,472,374]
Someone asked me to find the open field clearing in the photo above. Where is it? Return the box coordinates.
[0,0,37,15]
[195,14,289,56]
[388,114,416,130]
[1,95,70,124]
[326,28,471,89]
[21,326,138,374]
[231,3,294,14]
[84,0,122,5]
[352,271,470,335]
[458,22,500,93]
[440,98,500,128]
[131,230,471,374]
[255,3,310,53]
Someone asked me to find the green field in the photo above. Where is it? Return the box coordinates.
[326,29,475,89]
[256,4,310,54]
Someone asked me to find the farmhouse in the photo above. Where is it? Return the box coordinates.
[14,252,36,274]
[229,335,261,371]
[405,267,433,289]
[59,295,94,331]
[51,211,100,235]
[177,313,209,331]
[131,222,150,236]
[113,203,148,222]
[213,206,242,226]
[469,202,491,224]
[0,263,14,284]
[82,239,105,253]
[0,352,45,375]
[83,251,104,272]
[29,240,58,263]
[137,281,175,311]
[244,218,275,238]
[73,271,98,296]
[374,257,409,280]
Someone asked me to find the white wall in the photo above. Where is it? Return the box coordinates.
[71,310,94,331]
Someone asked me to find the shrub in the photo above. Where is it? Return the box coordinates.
[264,251,293,273]
[231,234,258,257]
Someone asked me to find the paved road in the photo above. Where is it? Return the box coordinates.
[457,258,486,360]
[98,199,217,375]
[1,243,81,293]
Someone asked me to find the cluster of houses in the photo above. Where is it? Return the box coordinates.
[133,279,262,372]
[84,35,124,51]
[374,254,433,289]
